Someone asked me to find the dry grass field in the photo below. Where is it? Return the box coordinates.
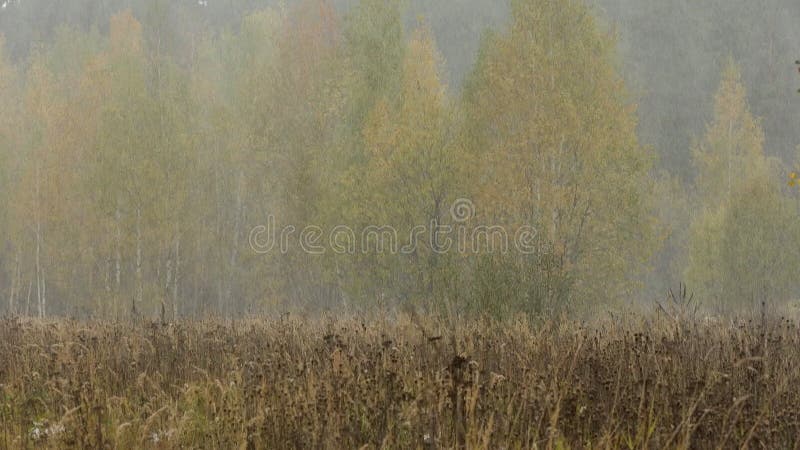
[2,311,800,449]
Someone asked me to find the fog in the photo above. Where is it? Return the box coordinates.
[0,0,798,319]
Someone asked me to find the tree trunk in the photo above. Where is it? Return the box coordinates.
[41,270,46,318]
[25,277,32,317]
[165,250,172,318]
[8,249,19,315]
[214,166,225,316]
[173,224,180,321]
[134,206,142,317]
[727,119,733,200]
[105,256,111,294]
[225,170,245,318]
[115,205,122,314]
[35,162,45,319]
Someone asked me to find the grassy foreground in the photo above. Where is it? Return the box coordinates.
[1,313,800,449]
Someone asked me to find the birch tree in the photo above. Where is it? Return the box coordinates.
[461,0,657,312]
[360,25,460,306]
[686,61,792,308]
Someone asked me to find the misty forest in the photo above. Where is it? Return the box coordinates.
[7,1,800,448]
[1,0,799,320]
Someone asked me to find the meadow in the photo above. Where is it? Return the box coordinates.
[2,307,800,449]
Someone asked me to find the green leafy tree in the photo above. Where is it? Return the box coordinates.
[692,60,768,205]
[461,0,657,314]
[359,25,461,307]
[686,61,793,308]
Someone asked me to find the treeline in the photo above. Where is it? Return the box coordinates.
[0,0,660,318]
[597,0,800,177]
[0,0,797,319]
[5,0,800,174]
[677,61,800,310]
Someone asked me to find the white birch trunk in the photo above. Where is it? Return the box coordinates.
[25,277,32,317]
[173,226,180,320]
[7,250,18,315]
[35,162,45,319]
[135,206,142,316]
[225,170,245,318]
[115,205,122,314]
